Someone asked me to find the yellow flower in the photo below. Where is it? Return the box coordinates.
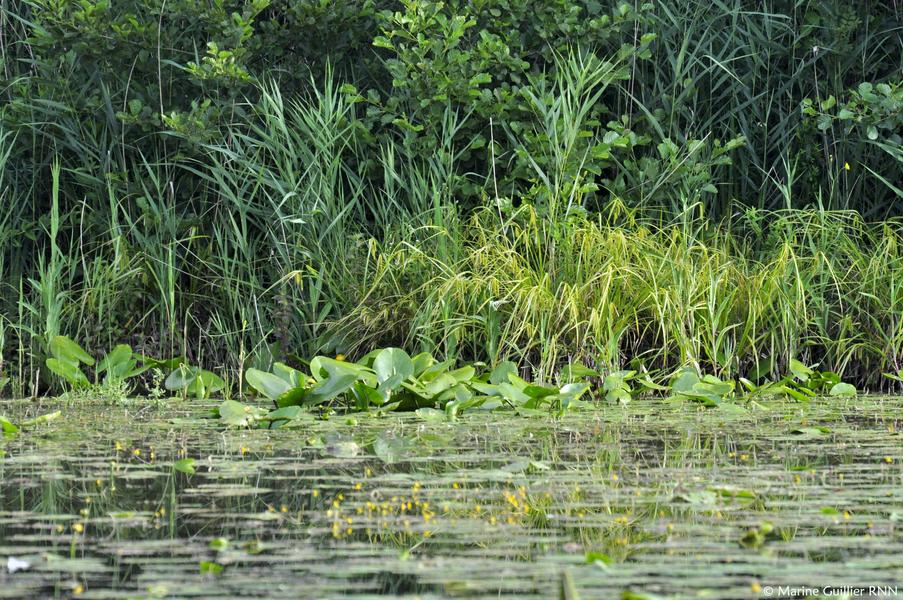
[844,162,851,171]
[72,523,84,534]
[74,585,84,595]
[751,582,762,593]
[335,354,346,361]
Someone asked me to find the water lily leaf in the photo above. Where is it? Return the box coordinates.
[489,361,517,385]
[97,344,132,375]
[45,358,89,386]
[218,400,262,427]
[790,426,829,438]
[275,386,307,408]
[670,369,700,393]
[415,407,446,423]
[173,458,196,474]
[372,436,408,463]
[49,335,94,366]
[271,362,303,386]
[165,365,199,391]
[246,368,292,400]
[191,370,225,397]
[261,405,304,428]
[411,352,435,376]
[208,537,229,551]
[790,358,812,382]
[522,383,558,398]
[447,366,475,383]
[0,416,19,439]
[199,561,223,576]
[672,490,717,507]
[19,411,61,427]
[324,440,360,458]
[373,347,414,386]
[561,363,599,381]
[497,382,530,405]
[829,382,856,397]
[305,372,358,406]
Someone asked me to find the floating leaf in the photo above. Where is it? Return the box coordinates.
[829,382,856,397]
[246,368,292,400]
[173,458,196,474]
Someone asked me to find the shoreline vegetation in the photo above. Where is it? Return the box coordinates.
[1,1,901,399]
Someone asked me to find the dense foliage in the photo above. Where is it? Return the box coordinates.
[0,1,900,395]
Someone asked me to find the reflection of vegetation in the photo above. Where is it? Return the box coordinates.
[0,397,900,597]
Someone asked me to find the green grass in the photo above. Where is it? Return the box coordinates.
[337,204,903,388]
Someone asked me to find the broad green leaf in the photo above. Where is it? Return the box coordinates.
[305,373,358,406]
[218,400,262,427]
[829,382,856,397]
[561,363,599,381]
[19,411,61,427]
[670,369,700,393]
[373,347,414,385]
[262,405,304,427]
[46,358,89,386]
[411,352,435,376]
[97,344,132,375]
[49,336,94,366]
[489,361,517,385]
[372,435,408,464]
[173,458,196,474]
[0,416,19,439]
[789,359,812,382]
[165,365,199,391]
[415,407,446,423]
[271,362,303,387]
[275,387,307,408]
[246,368,292,400]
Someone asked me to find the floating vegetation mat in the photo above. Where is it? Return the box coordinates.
[0,398,901,598]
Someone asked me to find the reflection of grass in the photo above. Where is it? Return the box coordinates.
[1,398,901,597]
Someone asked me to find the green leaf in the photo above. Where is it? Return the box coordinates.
[489,361,517,385]
[829,382,856,397]
[218,400,262,427]
[0,416,19,439]
[415,408,446,423]
[261,405,306,428]
[208,537,229,551]
[561,363,599,381]
[46,358,89,386]
[373,348,414,385]
[789,359,812,382]
[97,344,133,377]
[173,458,196,474]
[49,336,94,366]
[19,411,61,427]
[165,365,199,391]
[246,368,292,400]
[372,436,408,464]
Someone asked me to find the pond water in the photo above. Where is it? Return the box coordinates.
[0,397,901,599]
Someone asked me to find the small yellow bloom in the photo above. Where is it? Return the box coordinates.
[335,354,346,362]
[751,582,762,593]
[884,456,893,464]
[72,523,84,534]
[132,448,141,457]
[74,585,84,595]
[844,162,851,171]
[312,489,319,498]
